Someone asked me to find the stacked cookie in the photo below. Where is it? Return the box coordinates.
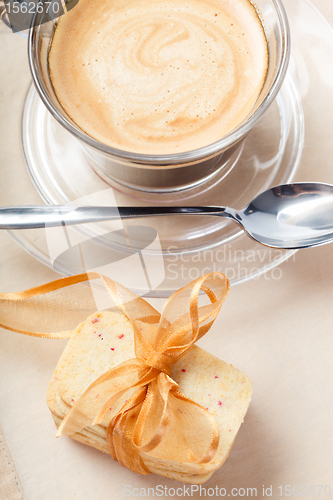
[47,311,252,484]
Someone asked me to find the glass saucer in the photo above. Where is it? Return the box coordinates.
[16,69,302,297]
[10,0,332,297]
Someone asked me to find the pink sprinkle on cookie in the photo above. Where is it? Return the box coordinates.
[215,375,219,379]
[110,348,115,351]
[118,334,124,339]
[92,317,99,324]
[71,398,74,402]
[218,401,222,406]
[181,369,186,372]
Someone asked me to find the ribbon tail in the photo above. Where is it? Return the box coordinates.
[171,389,220,464]
[105,373,178,475]
[107,388,151,475]
[133,377,220,467]
[135,373,175,453]
[107,372,220,476]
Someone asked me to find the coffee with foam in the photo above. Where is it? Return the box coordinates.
[49,0,268,155]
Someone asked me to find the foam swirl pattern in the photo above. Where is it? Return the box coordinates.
[49,0,268,154]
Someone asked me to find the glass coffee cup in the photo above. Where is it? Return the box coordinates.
[28,0,290,193]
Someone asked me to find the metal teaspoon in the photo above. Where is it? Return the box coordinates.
[1,182,333,249]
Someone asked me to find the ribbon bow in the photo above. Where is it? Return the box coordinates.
[0,272,230,475]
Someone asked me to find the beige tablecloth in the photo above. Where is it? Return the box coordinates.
[1,2,333,499]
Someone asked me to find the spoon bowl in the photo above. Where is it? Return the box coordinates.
[235,182,333,248]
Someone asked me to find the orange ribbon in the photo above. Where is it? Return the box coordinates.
[0,272,230,475]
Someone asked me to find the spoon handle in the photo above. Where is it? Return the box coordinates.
[0,205,234,230]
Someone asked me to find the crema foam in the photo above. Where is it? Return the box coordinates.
[49,0,268,154]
